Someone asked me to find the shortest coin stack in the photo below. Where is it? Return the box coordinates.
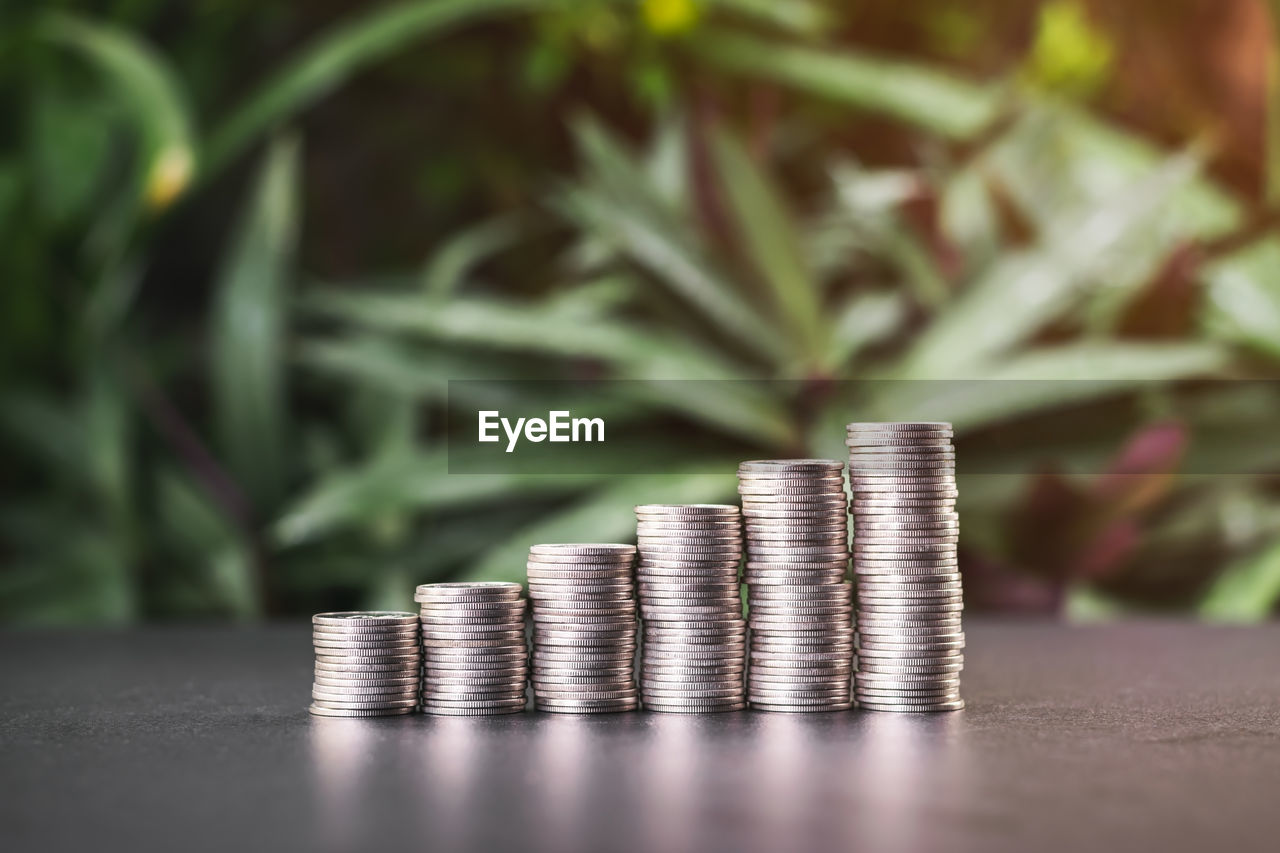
[417,582,529,716]
[311,612,421,717]
[528,544,639,713]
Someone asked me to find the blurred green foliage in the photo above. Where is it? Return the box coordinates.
[2,0,1280,623]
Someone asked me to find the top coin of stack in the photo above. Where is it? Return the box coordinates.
[846,422,964,712]
[527,544,639,713]
[310,612,421,717]
[416,582,528,716]
[635,504,746,713]
[739,460,853,713]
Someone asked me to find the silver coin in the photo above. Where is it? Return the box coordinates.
[739,458,843,470]
[745,535,849,549]
[312,629,419,643]
[637,558,740,570]
[857,699,964,712]
[419,631,526,645]
[855,612,963,625]
[736,481,841,492]
[846,421,951,432]
[645,625,746,639]
[750,702,852,713]
[313,660,421,674]
[419,696,527,709]
[855,686,962,699]
[855,659,963,674]
[856,575,962,588]
[736,470,844,482]
[634,504,740,516]
[854,565,959,578]
[530,544,636,557]
[853,521,959,534]
[741,508,849,521]
[747,690,851,703]
[309,623,421,637]
[312,687,419,702]
[744,573,848,587]
[420,679,528,692]
[638,567,739,579]
[643,702,744,713]
[855,638,965,653]
[308,634,418,647]
[532,631,635,644]
[308,704,415,717]
[639,580,740,593]
[419,705,525,716]
[310,698,418,711]
[526,583,633,595]
[312,611,417,627]
[525,566,633,579]
[525,555,634,566]
[643,671,745,684]
[313,676,420,689]
[414,582,523,602]
[534,699,638,713]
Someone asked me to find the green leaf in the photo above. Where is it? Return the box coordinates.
[1065,585,1130,621]
[465,471,737,582]
[210,135,299,508]
[421,214,526,297]
[304,290,796,445]
[706,0,831,35]
[1201,238,1280,362]
[832,166,948,307]
[711,129,825,361]
[869,342,1229,431]
[205,0,543,175]
[40,13,196,210]
[1200,539,1280,622]
[27,88,114,226]
[562,118,791,364]
[154,468,258,618]
[827,291,908,368]
[694,32,1003,140]
[271,450,606,547]
[898,151,1203,378]
[558,187,789,364]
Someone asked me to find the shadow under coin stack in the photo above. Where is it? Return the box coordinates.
[846,421,964,712]
[527,544,639,713]
[635,504,747,713]
[416,582,529,716]
[739,460,854,712]
[310,612,421,717]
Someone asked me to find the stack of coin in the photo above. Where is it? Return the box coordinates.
[635,504,746,713]
[527,544,639,713]
[310,612,420,717]
[739,460,853,712]
[846,422,964,712]
[416,582,528,716]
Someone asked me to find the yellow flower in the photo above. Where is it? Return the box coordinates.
[145,145,194,210]
[1025,0,1114,98]
[145,145,194,211]
[642,0,700,37]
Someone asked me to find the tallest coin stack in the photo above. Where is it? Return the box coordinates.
[846,422,964,712]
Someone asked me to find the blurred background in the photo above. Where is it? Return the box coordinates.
[3,0,1280,625]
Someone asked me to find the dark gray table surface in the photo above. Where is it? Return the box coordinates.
[2,621,1279,853]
